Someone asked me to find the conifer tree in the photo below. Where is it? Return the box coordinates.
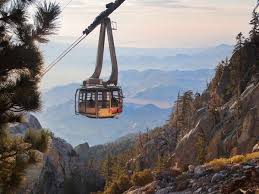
[233,32,245,118]
[0,0,60,189]
[0,0,60,124]
[174,91,181,142]
[249,11,259,42]
[102,154,114,186]
[180,90,194,137]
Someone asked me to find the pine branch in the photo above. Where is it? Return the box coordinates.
[32,1,60,43]
[0,1,27,25]
[0,144,32,161]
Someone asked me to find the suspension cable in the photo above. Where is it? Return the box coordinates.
[40,34,86,77]
[41,0,126,78]
[61,0,73,12]
[40,0,80,78]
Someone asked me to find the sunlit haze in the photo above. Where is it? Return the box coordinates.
[51,0,255,47]
[40,0,257,89]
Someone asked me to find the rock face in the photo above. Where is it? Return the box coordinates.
[74,142,90,155]
[30,137,104,194]
[126,83,259,171]
[172,82,259,169]
[9,114,42,135]
[11,114,104,194]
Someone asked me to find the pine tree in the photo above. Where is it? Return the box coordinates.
[169,91,195,140]
[211,62,224,93]
[174,91,180,142]
[180,90,194,137]
[102,154,113,186]
[195,131,206,164]
[156,154,167,172]
[0,0,60,123]
[0,0,60,189]
[233,32,245,118]
[249,11,259,42]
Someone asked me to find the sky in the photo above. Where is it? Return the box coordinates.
[50,0,256,48]
[40,0,258,89]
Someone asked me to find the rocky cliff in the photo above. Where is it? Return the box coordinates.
[172,39,259,169]
[10,114,104,194]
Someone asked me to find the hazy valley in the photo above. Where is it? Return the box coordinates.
[37,69,214,146]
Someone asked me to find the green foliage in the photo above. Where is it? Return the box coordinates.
[131,169,153,187]
[104,182,120,194]
[0,0,60,190]
[103,169,153,193]
[211,61,225,92]
[101,154,114,186]
[206,152,259,170]
[169,90,195,141]
[156,154,169,172]
[0,154,27,193]
[28,150,42,163]
[0,129,29,192]
[104,176,131,194]
[81,135,136,170]
[24,129,52,153]
[195,132,206,164]
[249,11,259,41]
[100,149,135,188]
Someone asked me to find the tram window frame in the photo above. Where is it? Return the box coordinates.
[86,92,91,100]
[111,91,119,107]
[79,91,84,102]
[112,91,119,99]
[98,92,103,101]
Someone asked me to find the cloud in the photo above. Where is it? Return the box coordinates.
[128,0,217,11]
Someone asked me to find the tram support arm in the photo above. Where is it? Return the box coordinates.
[82,0,126,35]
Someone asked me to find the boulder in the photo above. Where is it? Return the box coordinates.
[252,143,259,152]
[194,165,207,176]
[211,173,225,183]
[188,165,195,173]
[74,142,90,155]
[124,181,158,194]
[9,114,42,135]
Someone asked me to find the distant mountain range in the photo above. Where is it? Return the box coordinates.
[42,69,214,108]
[41,43,232,88]
[37,69,214,146]
[36,102,170,146]
[120,69,214,106]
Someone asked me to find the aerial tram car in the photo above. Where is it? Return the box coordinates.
[75,2,125,119]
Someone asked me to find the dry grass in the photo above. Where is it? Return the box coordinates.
[245,152,259,160]
[206,152,259,170]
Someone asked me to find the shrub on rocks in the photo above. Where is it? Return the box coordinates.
[132,169,154,187]
[24,129,53,152]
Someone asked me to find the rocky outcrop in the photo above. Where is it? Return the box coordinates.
[122,36,259,174]
[126,127,177,171]
[124,158,259,194]
[74,142,90,155]
[9,114,42,135]
[172,82,259,169]
[29,137,104,194]
[11,114,104,194]
[125,80,259,170]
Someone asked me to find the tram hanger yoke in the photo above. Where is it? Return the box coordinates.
[86,17,118,86]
